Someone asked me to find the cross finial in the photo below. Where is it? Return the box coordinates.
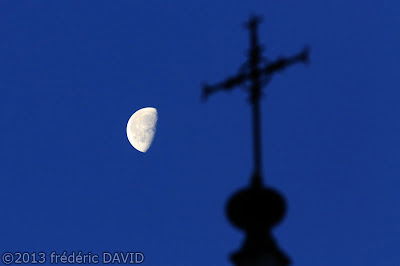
[202,15,310,186]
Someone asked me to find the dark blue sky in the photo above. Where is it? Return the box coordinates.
[1,1,398,265]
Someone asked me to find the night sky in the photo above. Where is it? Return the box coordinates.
[1,1,399,265]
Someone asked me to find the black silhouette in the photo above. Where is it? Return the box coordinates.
[202,15,310,265]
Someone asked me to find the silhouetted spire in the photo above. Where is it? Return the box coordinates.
[202,15,309,265]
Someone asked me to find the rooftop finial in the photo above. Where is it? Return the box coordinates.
[202,15,310,185]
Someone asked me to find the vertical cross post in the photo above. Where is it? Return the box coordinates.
[246,17,263,187]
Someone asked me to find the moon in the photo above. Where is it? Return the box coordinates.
[126,107,158,153]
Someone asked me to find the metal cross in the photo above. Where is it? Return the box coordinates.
[202,15,309,186]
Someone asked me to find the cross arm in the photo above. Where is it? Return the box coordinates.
[263,46,310,75]
[202,72,247,101]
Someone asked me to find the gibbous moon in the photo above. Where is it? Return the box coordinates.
[126,107,158,153]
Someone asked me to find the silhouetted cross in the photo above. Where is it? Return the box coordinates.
[202,15,309,186]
